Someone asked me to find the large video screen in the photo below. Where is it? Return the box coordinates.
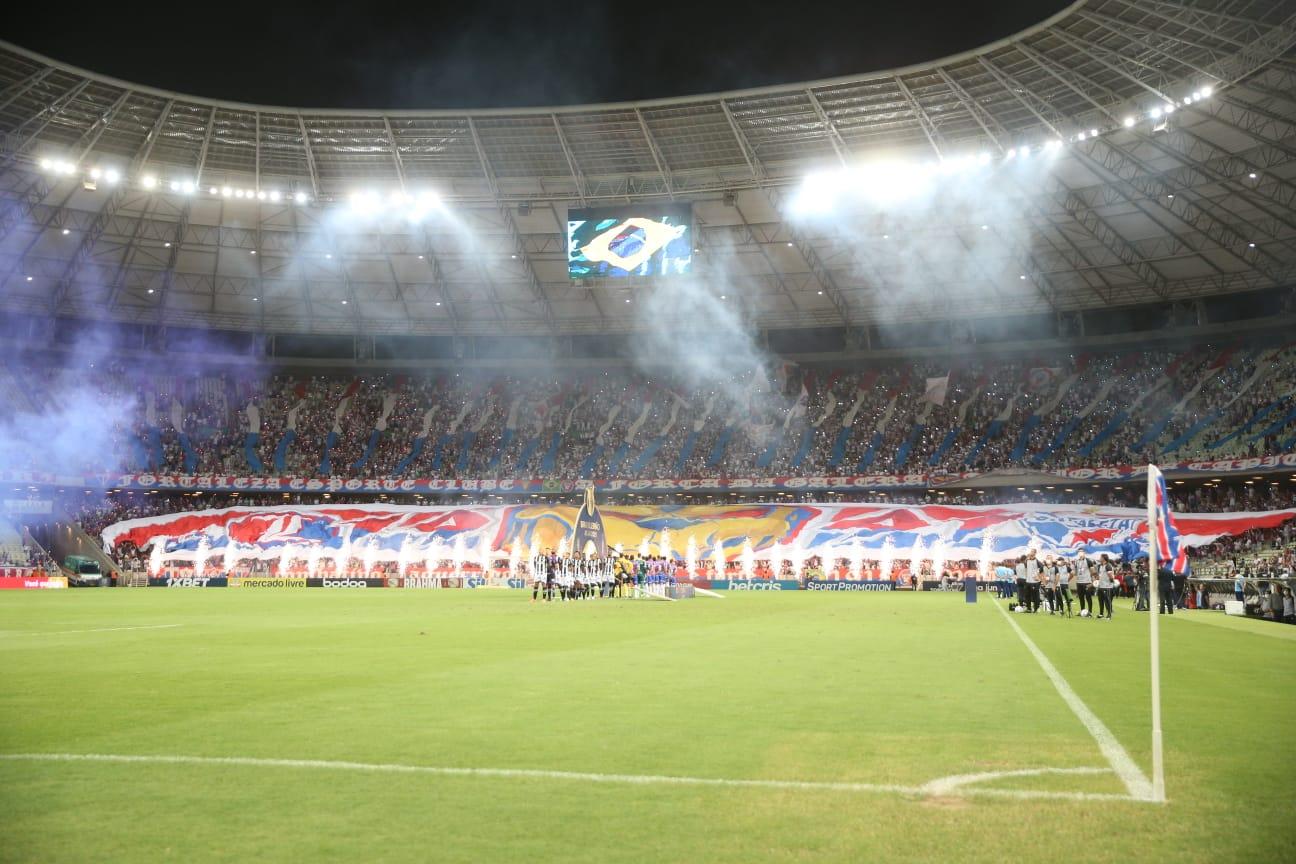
[567,204,693,278]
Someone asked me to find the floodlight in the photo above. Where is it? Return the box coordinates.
[269,190,281,202]
[222,186,233,197]
[169,180,180,192]
[1201,85,1213,97]
[294,191,309,204]
[1123,116,1135,128]
[1149,107,1163,119]
[39,158,52,171]
[256,190,266,200]
[1089,129,1098,137]
[141,174,157,189]
[89,167,101,179]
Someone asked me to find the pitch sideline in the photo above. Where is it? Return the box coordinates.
[0,752,1147,803]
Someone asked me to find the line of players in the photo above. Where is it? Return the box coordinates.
[528,551,678,602]
[1007,549,1119,619]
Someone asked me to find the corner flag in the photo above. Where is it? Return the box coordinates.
[1149,465,1188,574]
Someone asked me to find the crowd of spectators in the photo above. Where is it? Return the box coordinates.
[4,341,1294,487]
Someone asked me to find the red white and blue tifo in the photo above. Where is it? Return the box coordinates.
[100,502,1296,566]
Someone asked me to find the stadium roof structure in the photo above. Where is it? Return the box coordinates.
[0,0,1294,338]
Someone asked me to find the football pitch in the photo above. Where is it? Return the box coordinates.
[1,589,1292,863]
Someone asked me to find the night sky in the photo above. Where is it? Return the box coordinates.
[12,1,1064,109]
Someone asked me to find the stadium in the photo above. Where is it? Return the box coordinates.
[1,0,1295,860]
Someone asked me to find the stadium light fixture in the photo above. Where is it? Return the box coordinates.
[1005,147,1016,159]
[235,189,246,199]
[294,191,309,205]
[1249,172,1257,179]
[1248,242,1256,248]
[269,190,281,202]
[1201,85,1213,97]
[104,168,121,185]
[181,181,195,195]
[256,190,267,201]
[39,158,52,171]
[61,228,69,235]
[1089,129,1098,137]
[1149,107,1163,119]
[141,174,157,189]
[25,275,33,282]
[147,288,154,293]
[1164,104,1175,114]
[221,186,233,197]
[1123,116,1136,128]
[164,242,171,247]
[1077,132,1086,141]
[89,167,101,180]
[169,180,180,192]
[341,299,348,305]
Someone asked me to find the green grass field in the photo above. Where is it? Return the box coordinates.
[1,589,1292,863]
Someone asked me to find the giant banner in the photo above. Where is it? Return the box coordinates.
[101,501,1296,570]
[5,452,1296,495]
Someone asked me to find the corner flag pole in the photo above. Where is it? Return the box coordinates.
[1146,465,1166,802]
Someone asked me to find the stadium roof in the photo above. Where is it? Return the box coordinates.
[0,0,1294,337]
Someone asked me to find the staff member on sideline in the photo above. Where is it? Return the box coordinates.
[1075,554,1094,617]
[1096,554,1116,620]
[1025,550,1041,613]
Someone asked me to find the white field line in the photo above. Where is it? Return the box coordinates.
[919,766,1111,796]
[992,601,1157,802]
[0,752,1146,803]
[0,624,184,638]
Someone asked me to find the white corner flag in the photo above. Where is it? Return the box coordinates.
[1145,464,1176,803]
